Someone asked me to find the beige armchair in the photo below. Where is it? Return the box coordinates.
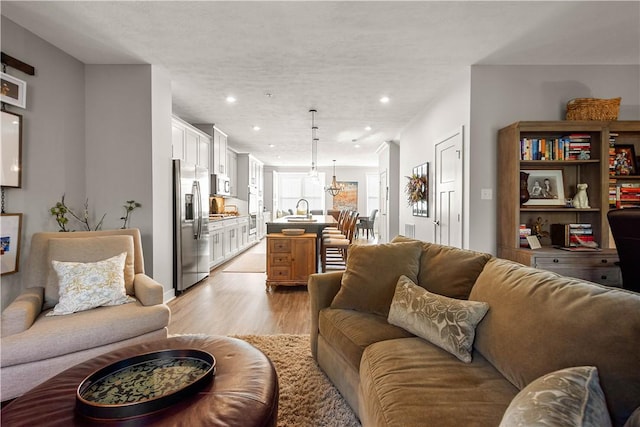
[1,229,170,401]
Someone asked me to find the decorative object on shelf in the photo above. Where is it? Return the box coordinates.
[1,109,22,188]
[332,181,357,211]
[521,169,565,207]
[120,200,142,229]
[308,109,319,178]
[531,216,549,240]
[612,144,637,175]
[326,160,343,196]
[519,171,530,205]
[406,163,429,217]
[0,72,27,109]
[565,97,621,121]
[572,183,591,209]
[0,212,22,275]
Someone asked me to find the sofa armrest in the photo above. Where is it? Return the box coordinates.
[133,273,164,306]
[308,271,343,359]
[1,287,44,337]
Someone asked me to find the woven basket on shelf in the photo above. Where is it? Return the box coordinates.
[565,97,621,121]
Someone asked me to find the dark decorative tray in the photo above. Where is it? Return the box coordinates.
[76,349,215,420]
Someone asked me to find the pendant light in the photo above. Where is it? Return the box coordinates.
[326,160,343,196]
[309,109,318,177]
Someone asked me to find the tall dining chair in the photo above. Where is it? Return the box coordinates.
[357,209,378,239]
[321,211,359,272]
[607,207,640,292]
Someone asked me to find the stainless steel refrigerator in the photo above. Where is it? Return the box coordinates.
[173,159,210,293]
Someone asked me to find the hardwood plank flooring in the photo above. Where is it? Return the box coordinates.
[168,235,377,336]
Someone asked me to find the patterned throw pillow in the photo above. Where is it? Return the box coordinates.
[499,366,612,427]
[387,275,489,363]
[47,253,134,316]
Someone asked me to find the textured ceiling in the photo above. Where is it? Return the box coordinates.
[3,1,639,167]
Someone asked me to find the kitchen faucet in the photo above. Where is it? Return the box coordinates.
[296,199,310,217]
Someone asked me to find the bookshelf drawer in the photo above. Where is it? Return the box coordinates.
[534,255,619,268]
[539,265,622,287]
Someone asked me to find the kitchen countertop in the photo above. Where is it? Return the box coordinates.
[209,215,248,222]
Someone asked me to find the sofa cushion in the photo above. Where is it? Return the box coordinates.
[388,275,489,363]
[392,235,492,299]
[359,337,518,427]
[500,366,611,427]
[44,235,136,309]
[319,308,413,371]
[1,301,170,367]
[48,253,134,316]
[330,241,423,316]
[470,257,640,426]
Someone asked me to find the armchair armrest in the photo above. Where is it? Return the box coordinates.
[133,273,164,306]
[1,287,44,337]
[308,271,343,358]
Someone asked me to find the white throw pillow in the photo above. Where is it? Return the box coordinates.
[387,275,489,363]
[47,252,134,316]
[499,366,612,427]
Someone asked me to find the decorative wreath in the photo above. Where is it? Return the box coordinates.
[405,174,428,205]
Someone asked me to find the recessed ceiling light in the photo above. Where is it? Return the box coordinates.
[269,144,275,148]
[380,96,390,104]
[253,125,261,131]
[355,144,361,148]
[365,126,372,131]
[226,96,236,103]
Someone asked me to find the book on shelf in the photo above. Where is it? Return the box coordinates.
[550,223,597,248]
[614,182,640,208]
[520,135,590,161]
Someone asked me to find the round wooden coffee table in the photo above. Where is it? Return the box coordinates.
[1,335,278,426]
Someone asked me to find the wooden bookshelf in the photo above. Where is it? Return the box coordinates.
[497,120,640,286]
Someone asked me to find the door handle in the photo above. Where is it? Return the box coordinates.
[433,220,440,226]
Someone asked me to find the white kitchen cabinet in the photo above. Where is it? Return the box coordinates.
[172,116,211,170]
[212,126,228,176]
[239,217,249,248]
[227,149,238,197]
[171,122,185,161]
[210,222,225,268]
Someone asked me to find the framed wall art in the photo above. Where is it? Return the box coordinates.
[522,169,566,206]
[1,110,23,187]
[1,72,27,109]
[612,144,637,176]
[332,181,358,211]
[407,163,429,217]
[1,213,23,275]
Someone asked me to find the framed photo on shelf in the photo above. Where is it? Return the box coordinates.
[522,169,566,206]
[612,145,637,176]
[1,213,23,275]
[0,72,27,109]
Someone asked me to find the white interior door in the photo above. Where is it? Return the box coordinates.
[379,170,388,243]
[434,128,463,248]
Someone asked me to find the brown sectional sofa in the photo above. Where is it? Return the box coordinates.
[309,237,640,426]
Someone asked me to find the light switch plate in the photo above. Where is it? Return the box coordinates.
[481,188,493,200]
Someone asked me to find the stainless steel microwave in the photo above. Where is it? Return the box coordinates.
[212,174,230,196]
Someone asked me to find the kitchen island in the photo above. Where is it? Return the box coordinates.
[266,215,338,272]
[266,214,338,235]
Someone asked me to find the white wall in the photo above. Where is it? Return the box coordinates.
[399,70,471,245]
[1,17,86,310]
[85,65,174,298]
[469,65,640,254]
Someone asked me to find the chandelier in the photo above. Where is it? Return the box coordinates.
[309,109,318,178]
[326,160,343,196]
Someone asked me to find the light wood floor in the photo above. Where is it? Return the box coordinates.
[167,234,377,336]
